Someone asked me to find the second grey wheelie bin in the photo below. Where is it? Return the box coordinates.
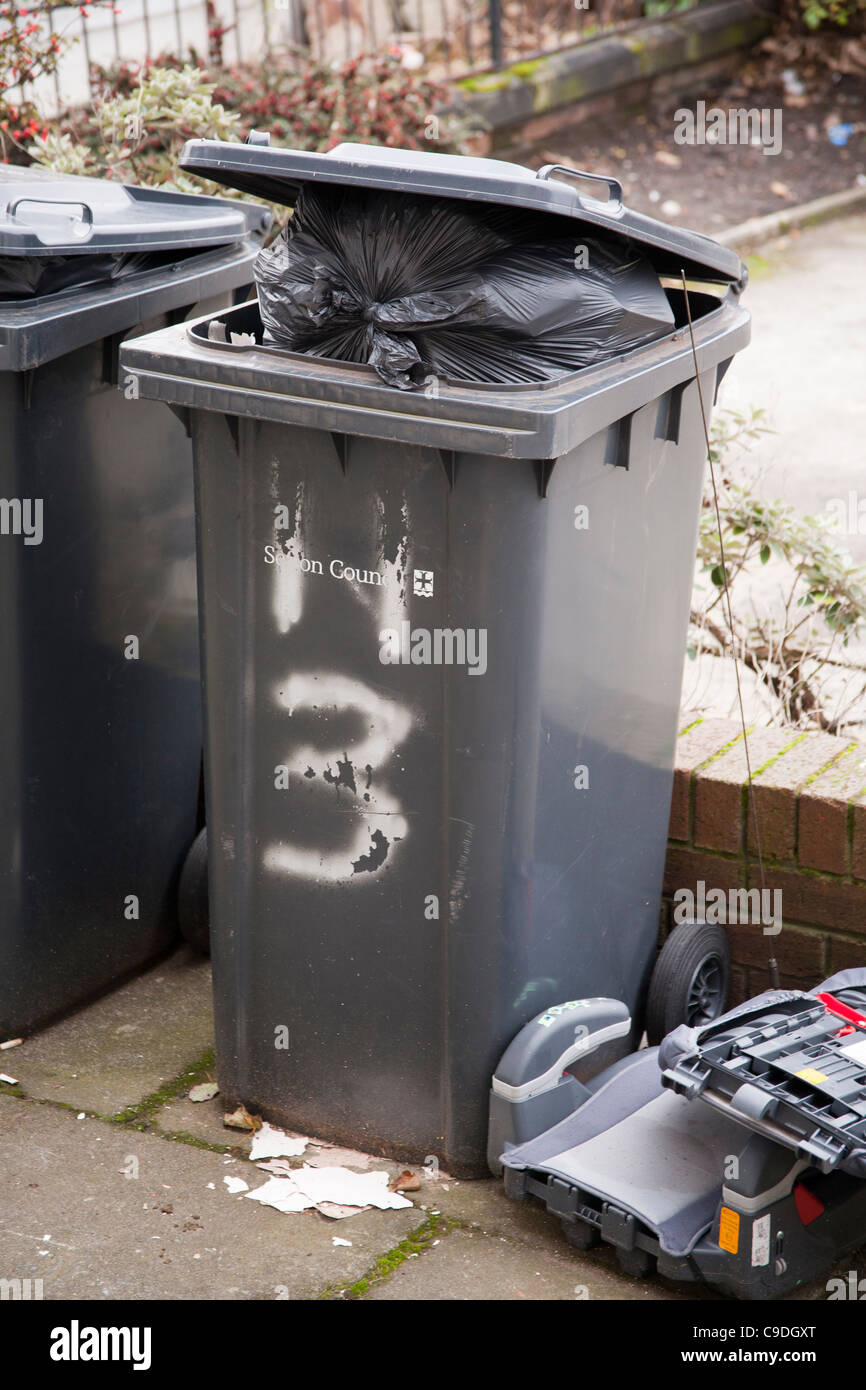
[0,165,268,1035]
[119,141,749,1175]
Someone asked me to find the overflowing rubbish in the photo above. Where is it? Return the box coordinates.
[254,186,675,390]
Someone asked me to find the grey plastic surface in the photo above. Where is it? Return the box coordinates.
[487,1078,589,1177]
[179,140,745,285]
[121,220,748,1173]
[543,1090,747,1257]
[0,165,265,254]
[121,289,749,461]
[492,998,631,1096]
[487,996,631,1174]
[0,182,266,1033]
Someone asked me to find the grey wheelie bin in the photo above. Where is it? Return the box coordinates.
[0,166,268,1035]
[119,141,749,1175]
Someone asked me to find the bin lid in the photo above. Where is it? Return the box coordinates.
[0,165,259,255]
[179,139,744,284]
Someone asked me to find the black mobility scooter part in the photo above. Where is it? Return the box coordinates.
[497,971,866,1299]
[645,921,731,1046]
[662,987,866,1177]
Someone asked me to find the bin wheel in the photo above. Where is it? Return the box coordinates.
[645,921,730,1046]
[178,827,210,956]
[616,1246,655,1279]
[502,1166,528,1202]
[562,1218,599,1251]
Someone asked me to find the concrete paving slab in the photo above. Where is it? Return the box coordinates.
[718,215,866,564]
[0,1096,421,1301]
[361,1226,691,1301]
[9,949,214,1116]
[155,1095,251,1153]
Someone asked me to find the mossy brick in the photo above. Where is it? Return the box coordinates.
[827,936,866,975]
[799,744,866,876]
[744,864,866,938]
[725,921,824,979]
[667,717,743,840]
[746,732,853,862]
[663,844,744,900]
[693,727,799,854]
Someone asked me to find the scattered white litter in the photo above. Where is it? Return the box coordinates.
[332,1236,352,1247]
[207,1183,216,1190]
[0,1038,23,1050]
[244,1166,413,1219]
[230,331,256,346]
[76,1112,85,1120]
[0,1074,18,1085]
[223,1176,250,1195]
[189,1082,219,1103]
[207,320,227,343]
[303,1144,372,1170]
[244,1178,313,1214]
[255,1159,295,1176]
[248,1122,308,1161]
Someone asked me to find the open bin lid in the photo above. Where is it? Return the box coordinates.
[179,138,745,286]
[0,164,266,256]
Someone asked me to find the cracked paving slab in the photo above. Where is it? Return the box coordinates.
[0,1095,421,1300]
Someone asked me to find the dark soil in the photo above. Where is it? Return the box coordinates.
[520,70,865,236]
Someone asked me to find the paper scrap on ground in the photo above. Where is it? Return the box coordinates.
[332,1237,352,1247]
[245,1166,413,1218]
[0,1074,18,1085]
[303,1144,372,1170]
[223,1175,250,1194]
[245,1178,314,1213]
[189,1082,219,1103]
[249,1122,308,1161]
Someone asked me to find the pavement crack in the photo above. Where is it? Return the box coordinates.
[315,1213,471,1300]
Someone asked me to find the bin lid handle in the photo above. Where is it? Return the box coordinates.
[536,164,623,213]
[7,197,94,246]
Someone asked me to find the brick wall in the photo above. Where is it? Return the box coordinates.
[662,714,866,1006]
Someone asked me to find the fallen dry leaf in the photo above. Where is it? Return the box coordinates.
[389,1169,422,1193]
[653,149,682,167]
[770,181,793,200]
[223,1104,262,1132]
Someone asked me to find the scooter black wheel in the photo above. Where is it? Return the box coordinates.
[177,826,210,956]
[562,1218,600,1251]
[645,921,730,1045]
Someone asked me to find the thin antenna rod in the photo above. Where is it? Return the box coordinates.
[680,270,780,990]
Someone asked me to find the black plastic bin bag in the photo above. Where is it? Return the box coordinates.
[254,185,675,389]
